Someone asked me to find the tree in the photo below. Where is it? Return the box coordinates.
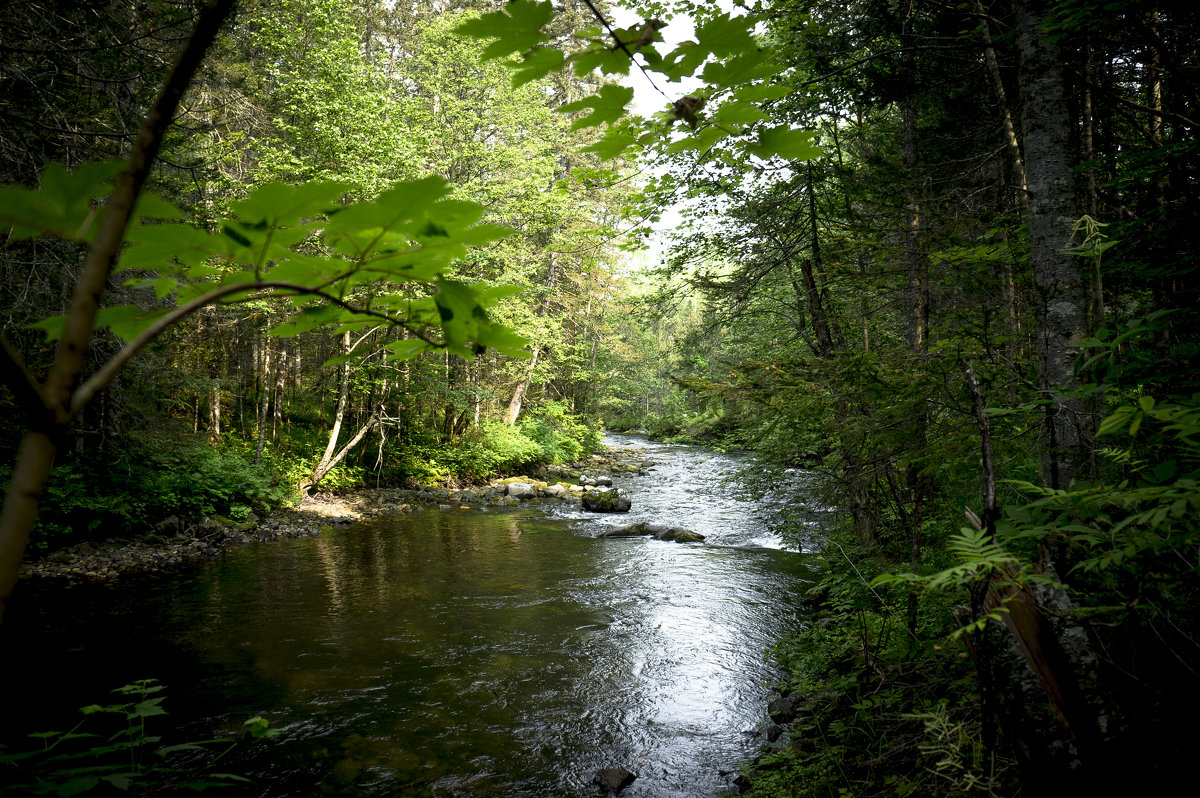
[0,0,530,622]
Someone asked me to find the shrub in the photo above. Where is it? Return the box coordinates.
[441,423,544,480]
[520,401,603,463]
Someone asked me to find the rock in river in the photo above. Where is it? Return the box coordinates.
[596,522,705,543]
[592,767,636,794]
[581,486,631,512]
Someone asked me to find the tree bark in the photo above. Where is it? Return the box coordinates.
[503,345,540,424]
[253,338,271,465]
[207,379,221,443]
[303,416,380,493]
[1013,0,1091,490]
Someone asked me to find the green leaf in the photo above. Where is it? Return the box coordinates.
[695,14,762,59]
[92,305,157,343]
[658,41,709,80]
[749,127,822,161]
[509,46,565,87]
[231,180,352,226]
[384,338,429,361]
[323,348,373,368]
[732,83,792,103]
[476,285,524,305]
[132,699,167,718]
[327,176,450,247]
[570,42,633,77]
[712,101,766,128]
[558,85,634,130]
[0,161,121,241]
[701,51,776,88]
[582,132,639,161]
[453,0,553,60]
[132,191,184,220]
[120,222,217,272]
[475,324,532,358]
[222,224,253,249]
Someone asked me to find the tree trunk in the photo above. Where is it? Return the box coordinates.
[207,379,221,444]
[973,0,1024,352]
[312,331,352,485]
[304,416,380,493]
[254,338,271,465]
[503,253,558,425]
[503,345,541,424]
[1014,0,1091,490]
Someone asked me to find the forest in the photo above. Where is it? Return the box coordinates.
[1,0,1197,795]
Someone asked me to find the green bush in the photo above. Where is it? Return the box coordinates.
[139,442,285,519]
[520,401,603,463]
[441,423,544,480]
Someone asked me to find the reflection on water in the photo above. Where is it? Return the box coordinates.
[1,435,817,796]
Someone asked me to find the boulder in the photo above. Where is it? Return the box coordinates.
[581,486,631,512]
[768,695,800,724]
[544,484,569,498]
[591,768,636,794]
[596,522,705,543]
[507,482,537,500]
[655,527,705,543]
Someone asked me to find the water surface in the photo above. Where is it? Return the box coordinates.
[2,434,816,796]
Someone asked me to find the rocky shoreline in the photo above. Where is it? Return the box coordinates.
[19,446,656,587]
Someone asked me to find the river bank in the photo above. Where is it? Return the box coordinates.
[17,445,656,587]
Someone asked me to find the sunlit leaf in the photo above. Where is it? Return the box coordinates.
[583,132,639,161]
[558,84,634,130]
[453,0,553,59]
[509,46,565,87]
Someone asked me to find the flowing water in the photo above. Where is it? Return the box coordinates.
[1,434,819,796]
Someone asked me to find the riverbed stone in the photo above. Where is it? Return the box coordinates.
[591,767,636,794]
[582,486,631,512]
[507,481,536,500]
[596,522,704,543]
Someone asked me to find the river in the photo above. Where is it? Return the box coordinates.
[0,434,818,796]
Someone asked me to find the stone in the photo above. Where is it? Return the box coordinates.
[768,695,799,724]
[596,522,704,543]
[581,486,631,513]
[654,527,705,543]
[591,767,636,794]
[507,481,537,500]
